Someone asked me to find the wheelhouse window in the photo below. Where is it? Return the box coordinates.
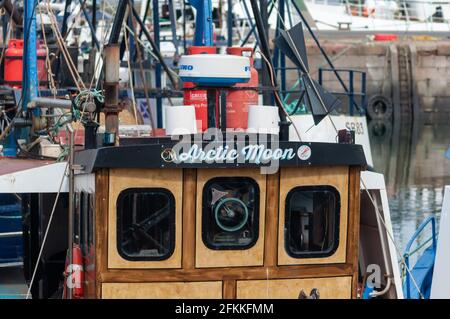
[117,188,175,261]
[202,177,259,250]
[285,186,340,258]
[76,192,95,257]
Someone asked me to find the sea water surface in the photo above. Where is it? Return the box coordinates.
[369,120,450,253]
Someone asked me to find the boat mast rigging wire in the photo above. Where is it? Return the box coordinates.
[272,1,338,134]
[18,0,424,300]
[258,50,303,141]
[123,24,139,125]
[127,0,158,130]
[270,0,424,298]
[360,178,424,299]
[24,0,112,298]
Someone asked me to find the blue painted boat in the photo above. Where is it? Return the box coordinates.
[0,194,23,266]
[403,216,437,299]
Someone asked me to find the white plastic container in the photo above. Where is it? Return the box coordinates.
[247,105,280,135]
[165,105,198,135]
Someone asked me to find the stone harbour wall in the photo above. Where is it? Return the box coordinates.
[285,39,450,122]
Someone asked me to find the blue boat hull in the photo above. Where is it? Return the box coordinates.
[0,195,23,265]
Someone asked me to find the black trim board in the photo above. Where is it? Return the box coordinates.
[75,137,367,173]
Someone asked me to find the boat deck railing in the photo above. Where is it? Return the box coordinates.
[403,215,437,299]
[307,0,450,30]
[318,68,367,115]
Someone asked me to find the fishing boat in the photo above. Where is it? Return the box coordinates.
[0,0,445,300]
[301,0,450,31]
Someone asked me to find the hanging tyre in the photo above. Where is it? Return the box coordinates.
[368,120,392,141]
[366,95,393,120]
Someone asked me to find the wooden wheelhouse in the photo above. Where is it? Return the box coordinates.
[73,135,366,299]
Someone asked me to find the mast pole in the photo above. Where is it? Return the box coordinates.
[4,0,40,156]
[23,0,39,116]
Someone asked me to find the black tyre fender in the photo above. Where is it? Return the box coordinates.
[366,95,393,120]
[368,120,392,140]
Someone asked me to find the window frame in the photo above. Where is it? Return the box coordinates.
[201,176,260,251]
[284,185,341,259]
[116,187,176,261]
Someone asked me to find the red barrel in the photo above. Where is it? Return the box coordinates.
[4,39,47,88]
[183,46,218,132]
[225,47,259,130]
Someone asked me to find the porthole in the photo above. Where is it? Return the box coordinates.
[202,177,260,250]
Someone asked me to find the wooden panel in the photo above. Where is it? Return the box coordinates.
[95,169,109,299]
[182,169,197,269]
[348,167,361,298]
[108,168,183,269]
[236,276,352,299]
[264,172,280,267]
[195,169,266,268]
[278,166,349,265]
[102,282,222,299]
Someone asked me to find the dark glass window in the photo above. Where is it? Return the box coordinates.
[79,193,94,256]
[117,188,175,261]
[202,177,259,250]
[285,186,340,258]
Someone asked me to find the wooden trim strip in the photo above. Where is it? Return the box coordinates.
[347,166,361,298]
[99,263,354,283]
[182,169,197,270]
[95,169,109,298]
[264,172,280,267]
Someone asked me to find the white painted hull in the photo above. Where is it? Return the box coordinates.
[304,1,450,31]
[289,114,374,167]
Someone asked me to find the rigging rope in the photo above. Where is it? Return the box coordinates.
[25,0,108,299]
[272,0,339,134]
[20,0,427,301]
[254,0,425,298]
[258,49,302,141]
[44,0,85,90]
[25,161,69,299]
[129,1,157,131]
[123,23,139,125]
[360,178,424,299]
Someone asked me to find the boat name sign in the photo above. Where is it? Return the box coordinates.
[176,144,299,163]
[161,134,312,173]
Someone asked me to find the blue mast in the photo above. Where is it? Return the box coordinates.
[189,0,214,46]
[3,0,39,157]
[23,0,39,117]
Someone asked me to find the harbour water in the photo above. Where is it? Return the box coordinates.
[369,119,450,253]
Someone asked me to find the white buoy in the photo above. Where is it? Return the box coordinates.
[247,105,280,135]
[165,105,198,135]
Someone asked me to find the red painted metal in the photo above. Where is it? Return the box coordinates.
[4,39,47,88]
[225,47,259,130]
[182,46,218,132]
[373,34,398,41]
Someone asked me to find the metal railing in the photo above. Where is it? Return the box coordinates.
[318,68,366,115]
[343,0,450,21]
[307,0,450,30]
[0,231,22,238]
[403,216,437,299]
